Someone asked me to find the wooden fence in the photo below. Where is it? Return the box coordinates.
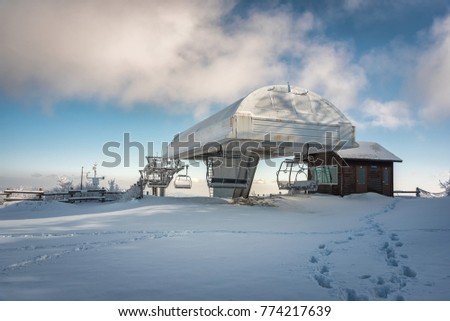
[0,189,124,203]
[393,188,420,197]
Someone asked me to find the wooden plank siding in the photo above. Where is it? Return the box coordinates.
[308,152,395,197]
[342,163,355,196]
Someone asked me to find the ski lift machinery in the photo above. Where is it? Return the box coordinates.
[163,84,357,198]
[174,165,192,189]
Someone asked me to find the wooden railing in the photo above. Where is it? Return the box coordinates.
[393,188,420,197]
[0,188,124,203]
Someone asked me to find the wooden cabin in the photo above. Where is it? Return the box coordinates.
[308,142,402,197]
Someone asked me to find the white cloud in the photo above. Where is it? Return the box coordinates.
[342,0,367,12]
[362,99,414,129]
[358,12,450,124]
[296,42,367,110]
[0,1,237,110]
[0,1,366,116]
[360,40,416,79]
[414,13,450,121]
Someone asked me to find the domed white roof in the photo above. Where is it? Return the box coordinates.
[236,84,350,124]
[169,84,355,159]
[190,84,351,129]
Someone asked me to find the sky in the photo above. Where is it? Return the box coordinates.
[1,0,450,195]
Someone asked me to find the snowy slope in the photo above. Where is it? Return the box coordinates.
[0,194,449,301]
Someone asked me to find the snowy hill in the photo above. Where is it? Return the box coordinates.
[0,194,449,300]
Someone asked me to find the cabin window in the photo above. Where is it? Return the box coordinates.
[383,167,390,186]
[311,166,338,185]
[357,166,366,184]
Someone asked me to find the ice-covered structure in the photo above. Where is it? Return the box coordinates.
[168,84,355,160]
[165,84,356,198]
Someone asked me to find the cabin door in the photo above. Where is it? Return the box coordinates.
[356,165,367,193]
[368,165,383,194]
[382,166,392,196]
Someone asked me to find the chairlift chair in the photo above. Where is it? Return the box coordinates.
[174,166,192,189]
[206,157,250,189]
[276,158,308,189]
[174,175,192,189]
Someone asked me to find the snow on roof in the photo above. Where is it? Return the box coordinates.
[237,84,351,124]
[337,141,402,162]
[179,84,352,136]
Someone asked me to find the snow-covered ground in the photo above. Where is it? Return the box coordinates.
[0,193,449,301]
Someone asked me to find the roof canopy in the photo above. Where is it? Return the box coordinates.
[336,141,402,162]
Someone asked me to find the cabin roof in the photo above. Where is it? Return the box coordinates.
[336,141,402,162]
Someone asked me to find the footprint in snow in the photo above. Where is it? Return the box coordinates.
[390,233,400,241]
[317,244,332,256]
[402,266,417,278]
[334,240,349,245]
[385,246,399,267]
[345,288,368,301]
[373,284,392,299]
[374,276,385,285]
[314,274,332,289]
[390,275,407,289]
[319,265,329,274]
[380,242,389,250]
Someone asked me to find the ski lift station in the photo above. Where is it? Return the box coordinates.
[139,83,394,198]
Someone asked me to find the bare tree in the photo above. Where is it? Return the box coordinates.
[56,176,73,192]
[108,179,120,192]
[439,172,450,196]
